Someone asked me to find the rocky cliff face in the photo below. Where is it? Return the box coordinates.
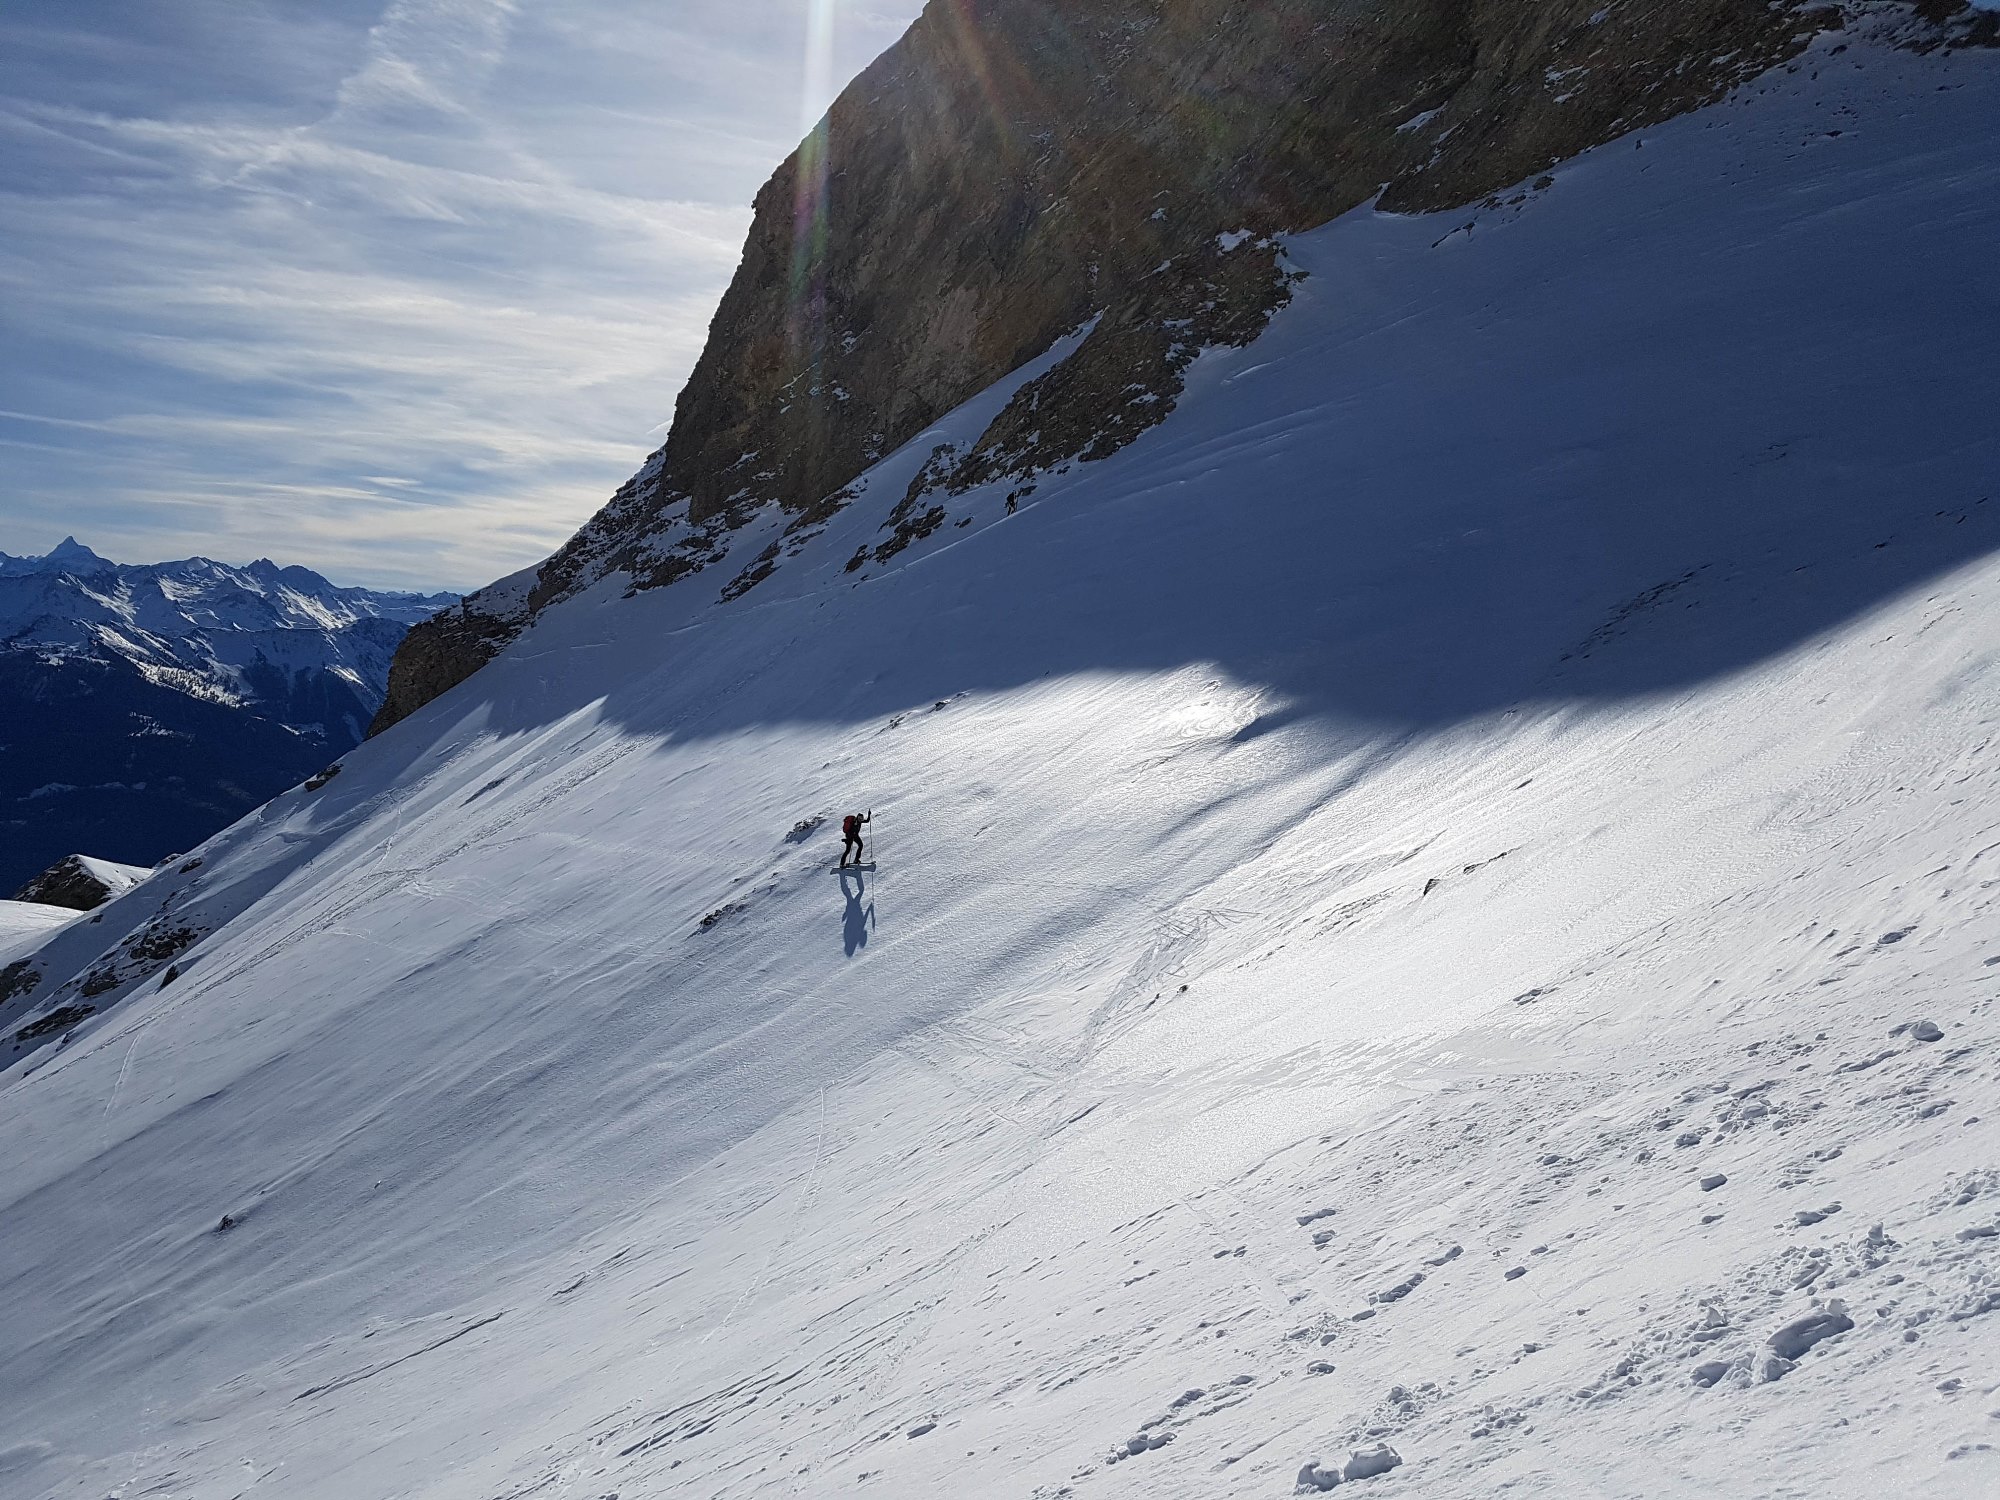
[376,0,1876,734]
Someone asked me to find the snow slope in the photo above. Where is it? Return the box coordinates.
[3,34,1999,1500]
[0,901,72,967]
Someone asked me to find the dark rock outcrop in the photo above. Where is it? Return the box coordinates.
[0,959,39,1005]
[367,590,535,736]
[12,854,145,913]
[1,846,222,1062]
[375,0,1849,733]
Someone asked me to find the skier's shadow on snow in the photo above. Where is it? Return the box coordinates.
[839,869,874,957]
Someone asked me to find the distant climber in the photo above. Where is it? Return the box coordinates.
[839,810,871,867]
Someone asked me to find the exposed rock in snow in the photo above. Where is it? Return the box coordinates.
[10,854,147,913]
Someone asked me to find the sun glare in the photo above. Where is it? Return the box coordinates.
[788,0,841,364]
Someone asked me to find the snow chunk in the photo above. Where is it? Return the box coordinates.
[1345,1445,1404,1481]
[1767,1309,1853,1361]
[1297,1444,1403,1491]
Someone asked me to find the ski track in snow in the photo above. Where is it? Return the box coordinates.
[2,33,2000,1500]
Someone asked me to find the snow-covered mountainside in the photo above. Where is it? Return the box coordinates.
[3,32,1999,1500]
[10,853,148,912]
[0,900,72,968]
[0,539,453,888]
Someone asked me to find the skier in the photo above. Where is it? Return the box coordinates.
[838,809,871,868]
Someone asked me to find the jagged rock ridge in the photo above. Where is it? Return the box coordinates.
[377,0,1925,735]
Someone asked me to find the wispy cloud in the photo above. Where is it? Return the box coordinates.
[0,0,921,591]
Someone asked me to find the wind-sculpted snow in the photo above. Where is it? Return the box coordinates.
[2,38,1999,1500]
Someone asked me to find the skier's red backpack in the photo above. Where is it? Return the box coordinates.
[842,814,859,838]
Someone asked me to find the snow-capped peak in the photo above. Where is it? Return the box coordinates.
[3,535,115,577]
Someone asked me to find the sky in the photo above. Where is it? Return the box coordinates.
[0,0,925,592]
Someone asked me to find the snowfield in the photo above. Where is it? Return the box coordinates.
[0,901,74,967]
[3,34,2000,1500]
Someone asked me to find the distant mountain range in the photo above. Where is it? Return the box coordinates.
[0,538,454,889]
